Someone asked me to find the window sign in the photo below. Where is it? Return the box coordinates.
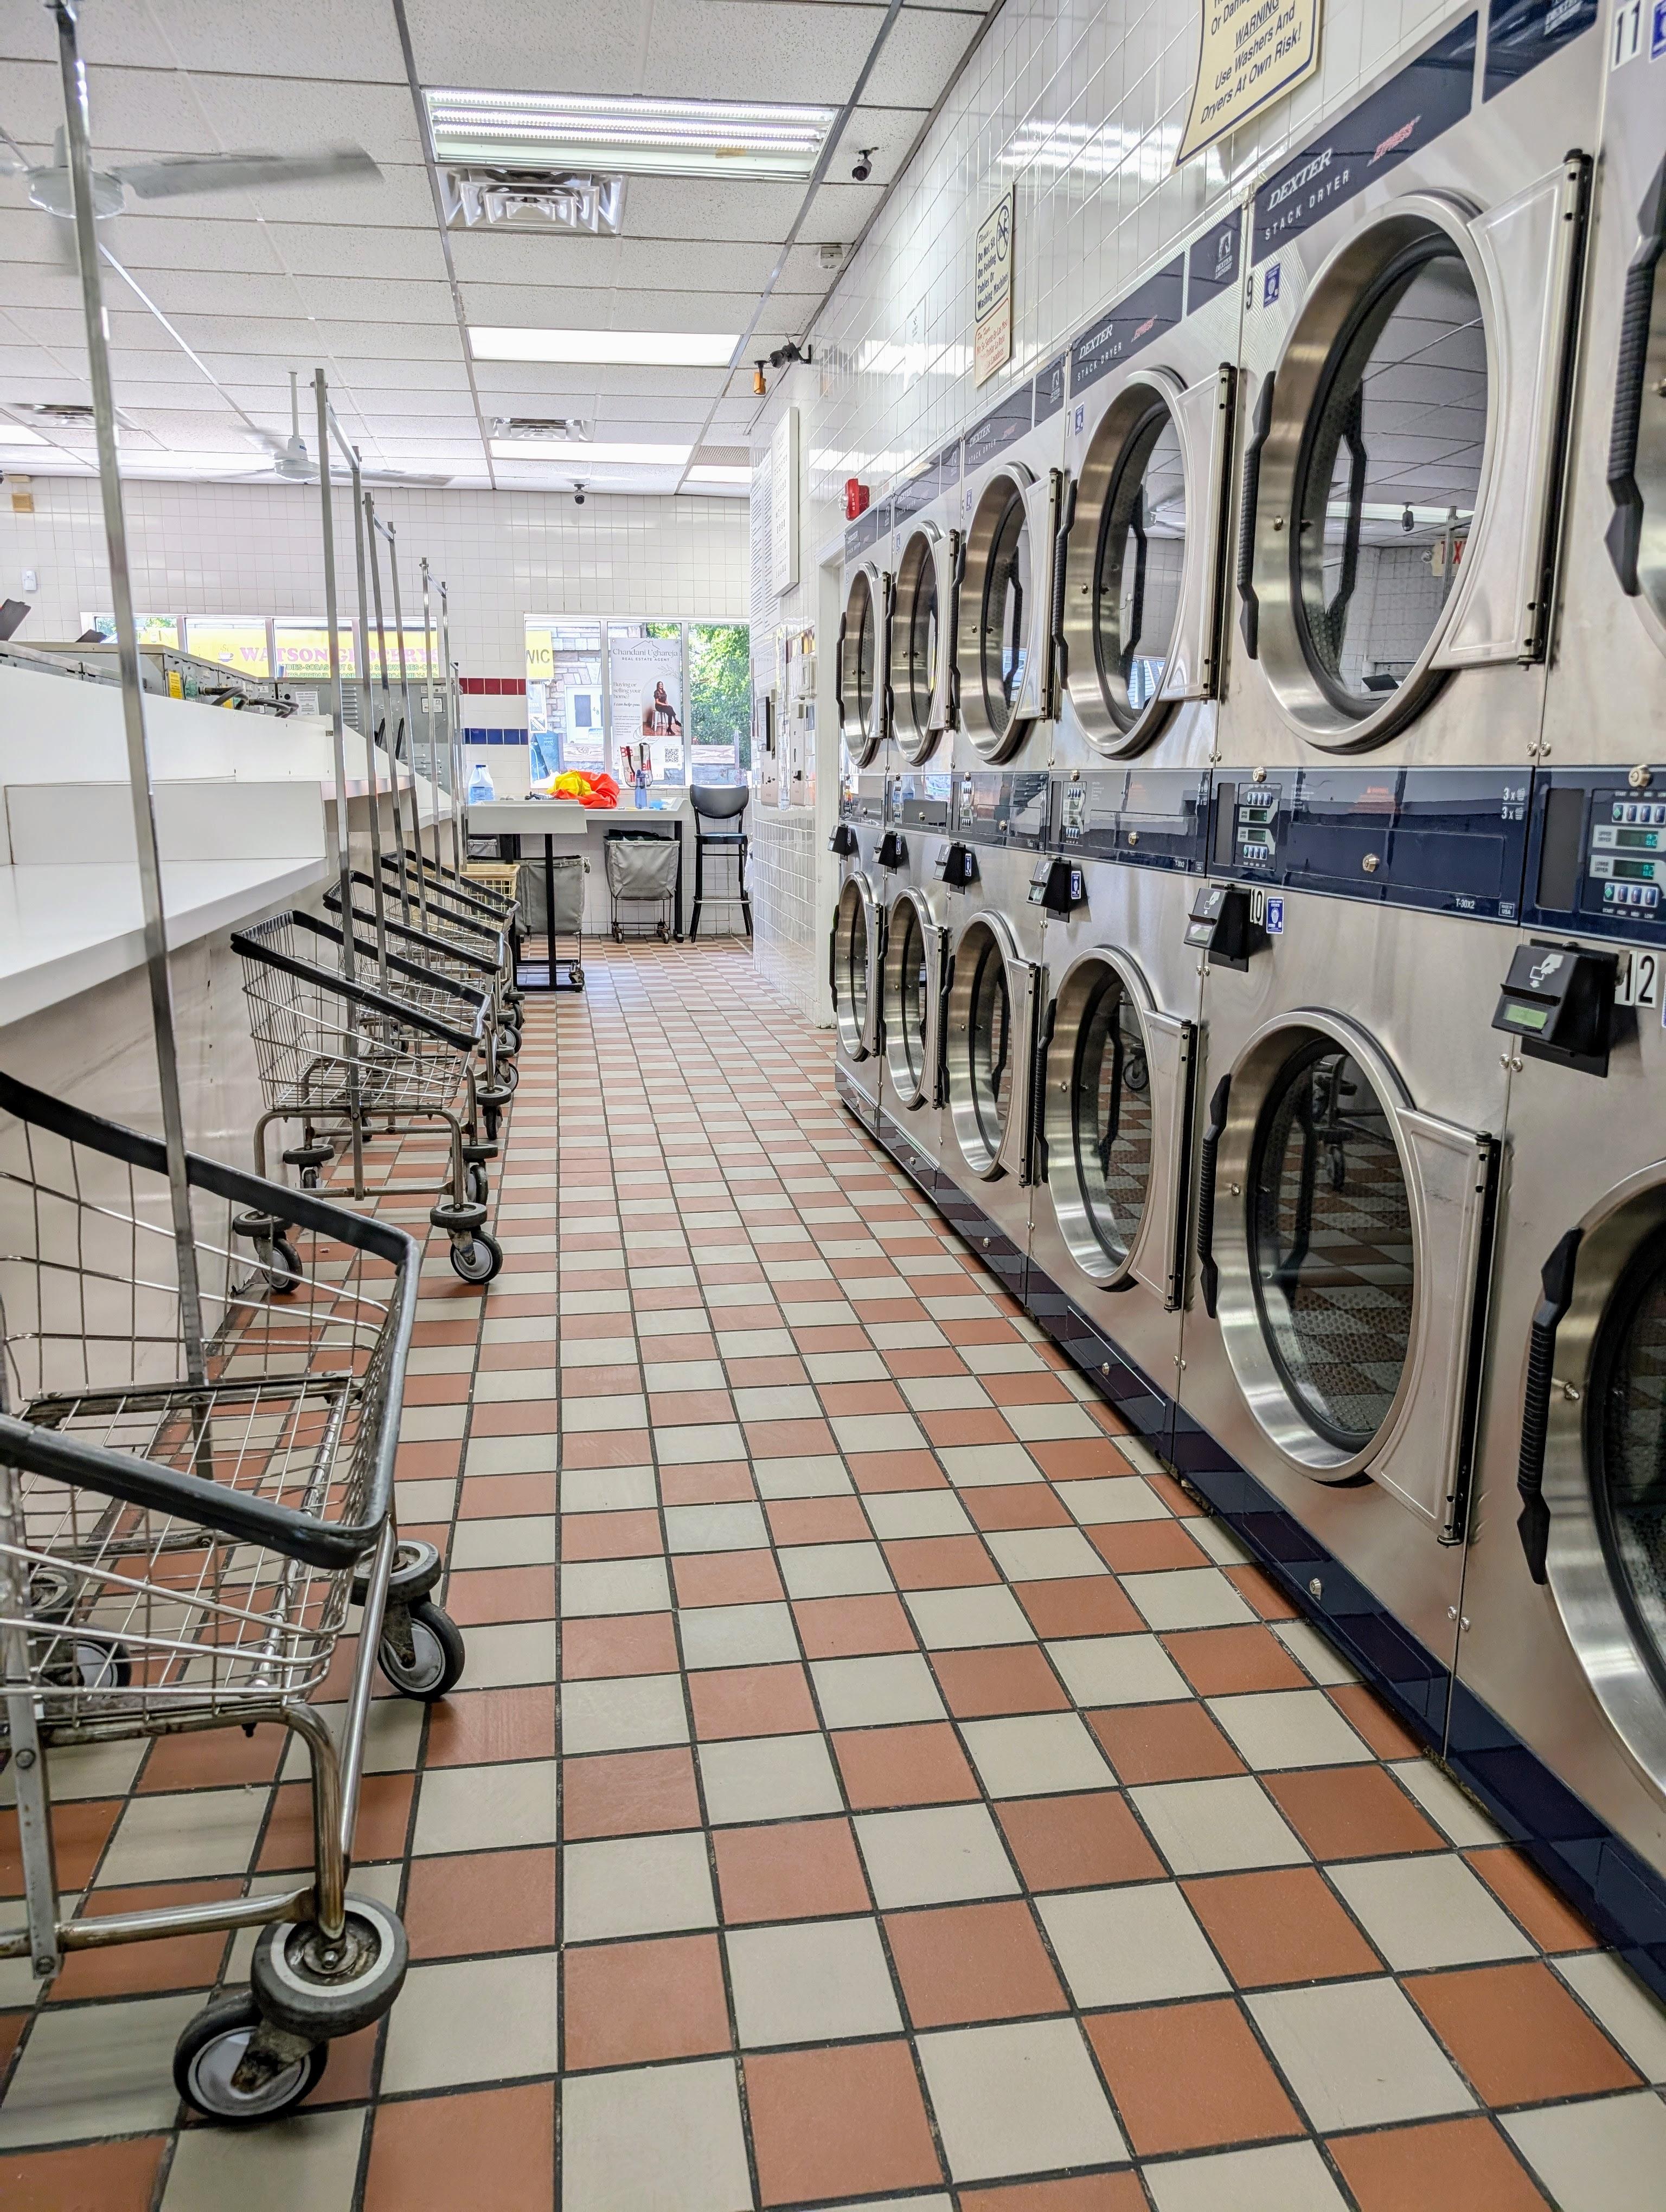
[182,618,272,677]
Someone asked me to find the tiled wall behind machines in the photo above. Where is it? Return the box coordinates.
[0,475,751,677]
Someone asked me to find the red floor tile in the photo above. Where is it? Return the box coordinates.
[1328,2116,1555,2211]
[1182,1867,1383,1986]
[1086,1997,1303,2156]
[563,1933,732,2068]
[561,1613,681,1680]
[956,2180,1149,2211]
[1028,1438,1131,1481]
[745,2041,942,2205]
[885,1899,1067,2025]
[560,1509,664,1560]
[835,1721,980,1808]
[847,1449,949,1491]
[794,1593,919,1657]
[560,1427,654,1468]
[932,1645,1071,1717]
[1325,1681,1423,1758]
[404,1847,556,1958]
[138,1726,284,1793]
[660,1462,757,1504]
[1013,1576,1144,1638]
[425,1685,558,1767]
[0,2138,168,2212]
[363,2082,554,2212]
[820,1381,908,1414]
[562,1746,703,1838]
[919,1408,1018,1447]
[1465,1846,1603,1952]
[1088,1702,1247,1784]
[1407,1960,1642,2104]
[460,1471,556,1518]
[963,1483,1073,1531]
[1264,1765,1445,1860]
[1224,1562,1302,1621]
[674,1551,785,1606]
[766,1495,871,1545]
[445,1565,559,1625]
[883,1534,1001,1589]
[996,1792,1164,1889]
[689,1662,818,1739]
[1161,1624,1310,1696]
[1088,1521,1210,1573]
[713,1817,872,1922]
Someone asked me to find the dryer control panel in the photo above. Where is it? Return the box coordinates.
[839,771,887,825]
[1208,768,1530,922]
[1524,773,1666,946]
[888,771,952,829]
[1053,769,1211,873]
[953,769,1051,848]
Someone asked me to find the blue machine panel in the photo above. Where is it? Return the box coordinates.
[1208,767,1531,920]
[1522,769,1666,947]
[888,771,953,830]
[1054,768,1213,873]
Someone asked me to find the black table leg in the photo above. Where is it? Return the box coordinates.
[541,832,557,988]
[674,814,685,941]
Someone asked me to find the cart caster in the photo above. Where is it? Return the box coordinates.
[569,964,585,989]
[482,1104,501,1143]
[265,1238,302,1296]
[174,1989,327,2124]
[612,924,623,942]
[352,1537,444,1610]
[497,1061,519,1095]
[379,1598,466,1699]
[466,1162,490,1206]
[449,1232,503,1285]
[657,923,670,942]
[252,1896,409,2042]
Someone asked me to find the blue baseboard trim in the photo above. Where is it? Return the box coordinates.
[851,1091,1666,2009]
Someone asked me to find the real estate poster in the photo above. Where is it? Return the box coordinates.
[608,633,684,782]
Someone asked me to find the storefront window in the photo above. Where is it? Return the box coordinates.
[524,618,750,787]
[181,618,272,678]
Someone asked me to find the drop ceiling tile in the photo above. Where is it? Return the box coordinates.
[446,232,626,287]
[611,177,810,245]
[72,0,410,80]
[251,223,452,282]
[289,274,456,325]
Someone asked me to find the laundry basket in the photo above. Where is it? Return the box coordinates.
[604,832,678,942]
[516,853,587,988]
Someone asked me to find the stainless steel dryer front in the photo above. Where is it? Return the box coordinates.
[877,767,956,1184]
[837,549,891,774]
[830,769,887,1130]
[1220,8,1602,771]
[952,382,1065,769]
[887,446,963,772]
[1175,771,1526,1738]
[1056,207,1244,777]
[1445,835,1666,1972]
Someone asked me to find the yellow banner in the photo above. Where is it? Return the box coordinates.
[1176,0,1322,165]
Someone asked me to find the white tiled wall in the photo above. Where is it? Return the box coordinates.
[746,0,1466,1013]
[749,809,822,1020]
[1,477,749,678]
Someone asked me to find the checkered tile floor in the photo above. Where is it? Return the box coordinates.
[4,939,1666,2209]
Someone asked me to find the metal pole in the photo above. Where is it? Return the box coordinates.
[336,442,390,981]
[363,495,412,925]
[440,581,463,873]
[420,558,445,884]
[52,0,206,1386]
[312,370,366,1200]
[386,526,430,933]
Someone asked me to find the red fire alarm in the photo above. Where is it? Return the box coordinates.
[844,478,870,521]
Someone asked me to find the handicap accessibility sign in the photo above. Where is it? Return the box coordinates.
[1263,263,1281,307]
[1265,895,1285,935]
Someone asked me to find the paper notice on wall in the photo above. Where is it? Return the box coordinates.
[1176,0,1322,165]
[973,187,1015,387]
[609,633,684,781]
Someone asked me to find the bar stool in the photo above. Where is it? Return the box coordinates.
[688,783,752,941]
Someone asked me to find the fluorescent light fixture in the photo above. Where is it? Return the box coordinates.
[470,327,737,367]
[490,439,691,465]
[0,421,47,446]
[427,88,836,181]
[687,465,751,485]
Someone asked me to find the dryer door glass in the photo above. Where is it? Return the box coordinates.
[1063,968,1153,1272]
[886,898,929,1095]
[1094,403,1186,730]
[1248,1034,1414,1451]
[1293,243,1486,714]
[981,488,1031,741]
[840,574,877,754]
[968,938,1014,1155]
[834,882,870,1054]
[893,534,940,760]
[1592,1225,1666,1682]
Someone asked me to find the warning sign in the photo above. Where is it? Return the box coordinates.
[973,187,1015,387]
[1177,0,1323,165]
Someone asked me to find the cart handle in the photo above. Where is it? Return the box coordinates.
[382,850,504,924]
[323,890,500,978]
[293,911,490,1036]
[230,923,483,1053]
[353,870,499,949]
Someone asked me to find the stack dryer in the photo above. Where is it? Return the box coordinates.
[1025,204,1246,1449]
[830,510,895,1132]
[1172,3,1605,1741]
[1444,35,1666,1985]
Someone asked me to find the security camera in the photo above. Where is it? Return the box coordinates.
[573,481,587,506]
[851,148,875,183]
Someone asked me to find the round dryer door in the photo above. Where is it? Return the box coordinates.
[1042,951,1158,1282]
[1248,203,1491,750]
[958,470,1039,761]
[839,569,885,763]
[890,529,943,762]
[883,890,943,1108]
[1066,378,1190,756]
[831,875,880,1058]
[945,914,1036,1178]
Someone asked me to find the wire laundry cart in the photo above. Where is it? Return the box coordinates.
[516,850,588,988]
[0,1068,462,2123]
[605,831,678,942]
[376,852,525,1027]
[232,910,505,1284]
[329,880,521,1096]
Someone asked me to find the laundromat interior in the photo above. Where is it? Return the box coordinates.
[2,0,1666,2203]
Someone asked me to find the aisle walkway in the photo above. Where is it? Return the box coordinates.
[4,941,1665,2209]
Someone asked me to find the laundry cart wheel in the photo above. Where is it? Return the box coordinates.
[570,963,585,989]
[251,1896,409,2042]
[450,1230,503,1284]
[466,1162,490,1206]
[173,1989,328,2124]
[379,1599,466,1699]
[266,1238,302,1296]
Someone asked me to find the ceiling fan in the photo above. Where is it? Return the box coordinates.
[234,371,453,489]
[3,125,379,224]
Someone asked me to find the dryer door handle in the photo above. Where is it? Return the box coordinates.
[1516,1226,1583,1585]
[1196,1073,1231,1318]
[835,611,848,718]
[1236,374,1275,660]
[1605,153,1666,596]
[1051,475,1077,685]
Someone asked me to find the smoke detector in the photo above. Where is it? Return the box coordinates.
[817,241,846,271]
[441,168,625,234]
[491,417,591,442]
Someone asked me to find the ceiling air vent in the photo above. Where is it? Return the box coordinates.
[492,417,591,442]
[25,402,95,423]
[441,168,624,234]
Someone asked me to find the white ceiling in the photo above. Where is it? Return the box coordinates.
[0,0,990,496]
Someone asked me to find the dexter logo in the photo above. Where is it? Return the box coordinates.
[1132,314,1156,341]
[1372,113,1420,165]
[1266,147,1333,213]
